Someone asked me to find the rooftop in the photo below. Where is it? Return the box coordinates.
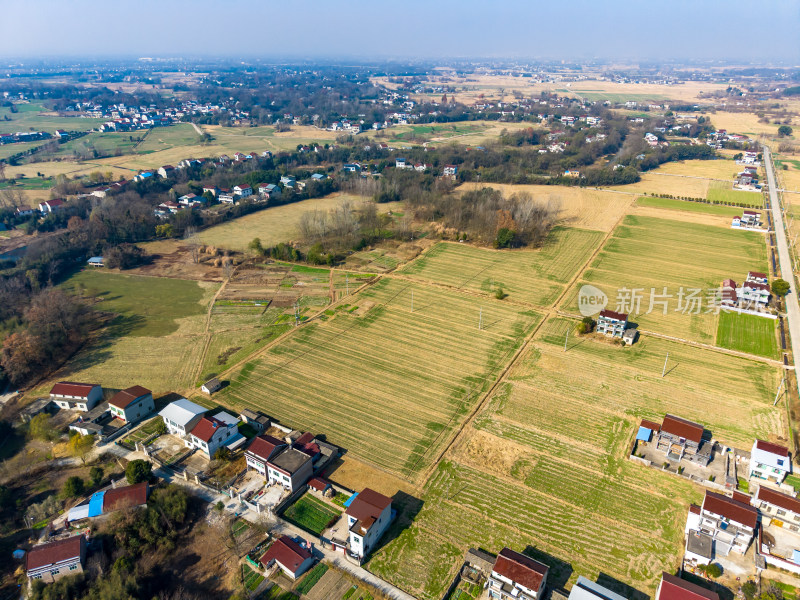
[345,488,393,524]
[658,572,719,600]
[686,530,713,560]
[50,382,99,398]
[703,491,758,529]
[108,385,151,409]
[158,398,206,427]
[269,447,312,474]
[246,435,285,462]
[26,535,85,572]
[492,547,549,593]
[661,414,704,444]
[259,535,312,573]
[568,576,628,600]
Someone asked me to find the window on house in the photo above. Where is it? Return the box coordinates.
[33,574,42,580]
[50,568,60,575]
[69,564,78,571]
[778,510,787,517]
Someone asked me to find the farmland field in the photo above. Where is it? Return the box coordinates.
[716,311,779,359]
[195,194,395,251]
[42,270,219,394]
[369,317,785,599]
[706,182,763,206]
[398,228,604,307]
[218,277,541,479]
[457,183,634,232]
[0,102,105,134]
[563,215,768,344]
[282,493,341,535]
[635,196,747,218]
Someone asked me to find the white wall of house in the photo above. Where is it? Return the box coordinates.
[50,387,102,412]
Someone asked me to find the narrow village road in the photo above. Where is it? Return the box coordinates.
[765,146,800,399]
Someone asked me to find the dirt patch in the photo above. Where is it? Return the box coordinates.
[450,429,536,479]
[352,300,375,317]
[127,242,225,281]
[323,454,418,498]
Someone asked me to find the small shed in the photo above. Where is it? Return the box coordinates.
[622,328,637,345]
[201,378,221,394]
[87,256,104,267]
[637,427,653,442]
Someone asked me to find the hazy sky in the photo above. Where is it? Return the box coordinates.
[2,0,798,63]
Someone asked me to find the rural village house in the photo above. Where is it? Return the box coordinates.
[655,414,711,466]
[596,309,628,338]
[159,398,207,439]
[239,408,270,433]
[201,378,221,394]
[26,534,87,584]
[686,490,757,555]
[187,412,242,458]
[49,382,103,412]
[267,447,313,491]
[753,485,800,526]
[345,487,393,560]
[258,535,315,580]
[67,482,149,521]
[749,439,791,484]
[568,577,627,600]
[656,572,719,600]
[245,434,287,477]
[488,547,549,600]
[108,386,154,424]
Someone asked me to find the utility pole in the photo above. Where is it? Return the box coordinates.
[294,301,300,327]
[564,328,568,352]
[662,352,669,378]
[774,375,786,406]
[479,307,482,330]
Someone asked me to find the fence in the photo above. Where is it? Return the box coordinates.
[274,484,309,517]
[103,423,133,446]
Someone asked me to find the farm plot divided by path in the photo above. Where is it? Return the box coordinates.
[219,278,541,480]
[398,228,604,307]
[716,311,780,360]
[369,317,785,599]
[563,215,769,344]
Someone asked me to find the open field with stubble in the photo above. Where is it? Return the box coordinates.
[457,183,635,232]
[398,228,604,307]
[562,214,769,344]
[369,317,785,599]
[218,277,541,480]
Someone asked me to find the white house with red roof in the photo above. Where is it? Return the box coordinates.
[750,439,791,483]
[596,309,628,338]
[39,198,65,213]
[258,535,314,580]
[188,411,241,458]
[49,382,103,411]
[685,490,757,555]
[656,572,719,600]
[233,184,253,198]
[488,547,549,600]
[245,434,286,476]
[345,488,393,559]
[753,485,800,523]
[26,534,87,583]
[108,386,153,424]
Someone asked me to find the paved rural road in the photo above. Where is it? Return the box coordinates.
[765,146,800,397]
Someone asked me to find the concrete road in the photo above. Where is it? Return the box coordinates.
[765,146,800,398]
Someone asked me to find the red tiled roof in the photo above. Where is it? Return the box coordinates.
[722,279,737,290]
[108,385,151,409]
[689,504,701,515]
[640,419,661,432]
[190,415,228,442]
[599,309,628,321]
[247,435,285,461]
[308,477,330,491]
[295,432,314,445]
[50,382,98,398]
[26,535,85,571]
[745,281,770,292]
[492,548,548,593]
[259,536,311,574]
[755,440,789,457]
[748,271,768,279]
[702,491,758,529]
[661,414,704,444]
[757,486,800,514]
[658,572,719,600]
[46,198,65,207]
[103,482,149,511]
[345,488,392,523]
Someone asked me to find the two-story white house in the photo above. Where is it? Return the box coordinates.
[267,447,313,491]
[596,309,628,338]
[245,434,287,476]
[187,411,241,458]
[233,184,253,198]
[753,485,800,526]
[49,382,103,412]
[108,386,154,424]
[750,440,791,484]
[686,490,757,555]
[158,398,206,439]
[488,547,549,600]
[345,488,393,560]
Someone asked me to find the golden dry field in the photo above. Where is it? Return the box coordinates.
[457,183,635,232]
[710,111,800,139]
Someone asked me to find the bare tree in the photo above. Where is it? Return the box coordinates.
[184,226,200,264]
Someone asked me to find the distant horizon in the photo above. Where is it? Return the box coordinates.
[2,0,798,64]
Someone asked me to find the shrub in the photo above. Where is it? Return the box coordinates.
[125,459,152,484]
[61,476,84,499]
[89,466,104,486]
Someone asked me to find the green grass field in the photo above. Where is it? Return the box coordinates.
[283,493,341,535]
[707,181,763,207]
[636,196,748,218]
[399,228,604,307]
[716,311,779,359]
[369,317,785,599]
[46,131,145,159]
[0,102,106,134]
[219,277,541,479]
[563,215,768,344]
